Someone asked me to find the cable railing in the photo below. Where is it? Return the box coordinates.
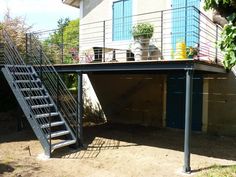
[0,43,4,65]
[32,6,223,65]
[26,33,80,137]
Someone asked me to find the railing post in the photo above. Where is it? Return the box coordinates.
[56,75,60,111]
[103,21,106,62]
[29,33,32,65]
[49,107,52,158]
[76,71,83,147]
[40,45,43,81]
[25,33,28,63]
[197,8,201,60]
[184,1,188,46]
[61,28,64,64]
[161,11,163,58]
[215,25,219,63]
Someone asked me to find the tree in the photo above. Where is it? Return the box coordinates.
[0,10,32,56]
[43,18,79,64]
[204,0,236,69]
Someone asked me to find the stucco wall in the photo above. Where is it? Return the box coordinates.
[88,74,165,127]
[205,71,236,136]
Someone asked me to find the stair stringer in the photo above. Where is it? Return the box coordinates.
[1,67,51,155]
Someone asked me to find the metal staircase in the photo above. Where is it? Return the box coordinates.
[0,29,81,157]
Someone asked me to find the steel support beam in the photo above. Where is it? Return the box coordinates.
[77,71,83,147]
[183,69,193,173]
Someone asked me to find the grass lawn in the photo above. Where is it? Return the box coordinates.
[197,165,236,177]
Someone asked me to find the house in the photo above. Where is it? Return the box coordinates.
[63,0,215,62]
[62,0,236,137]
[0,0,234,173]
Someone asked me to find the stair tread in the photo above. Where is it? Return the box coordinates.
[31,103,54,109]
[2,34,78,156]
[25,95,49,100]
[35,112,59,119]
[9,65,31,68]
[12,72,36,75]
[41,121,64,128]
[52,139,76,150]
[20,87,44,91]
[15,79,40,83]
[47,130,70,139]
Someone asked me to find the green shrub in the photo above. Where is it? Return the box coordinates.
[132,23,154,39]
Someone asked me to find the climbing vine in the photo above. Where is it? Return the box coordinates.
[204,0,236,70]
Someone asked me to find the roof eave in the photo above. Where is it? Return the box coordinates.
[62,0,80,8]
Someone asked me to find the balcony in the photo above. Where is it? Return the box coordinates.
[32,6,223,70]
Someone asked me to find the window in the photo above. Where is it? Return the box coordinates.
[171,0,200,49]
[112,0,132,41]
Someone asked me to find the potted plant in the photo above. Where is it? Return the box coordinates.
[186,46,199,59]
[132,22,154,61]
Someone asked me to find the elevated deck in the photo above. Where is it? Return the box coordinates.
[53,59,226,173]
[53,60,226,74]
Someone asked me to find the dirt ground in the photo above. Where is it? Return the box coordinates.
[0,115,236,177]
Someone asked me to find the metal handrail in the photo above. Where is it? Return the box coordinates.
[26,33,80,136]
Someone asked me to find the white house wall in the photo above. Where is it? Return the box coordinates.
[79,0,175,61]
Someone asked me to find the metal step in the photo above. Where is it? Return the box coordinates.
[25,95,49,100]
[35,112,59,119]
[52,139,76,151]
[31,103,54,109]
[8,66,32,72]
[15,79,40,83]
[47,130,70,139]
[12,72,36,76]
[20,87,44,92]
[9,65,31,68]
[41,121,65,129]
[2,31,78,156]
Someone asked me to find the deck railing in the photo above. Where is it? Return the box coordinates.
[0,43,4,65]
[31,6,223,65]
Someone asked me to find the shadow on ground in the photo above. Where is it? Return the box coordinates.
[1,112,236,162]
[0,163,15,174]
[53,123,236,162]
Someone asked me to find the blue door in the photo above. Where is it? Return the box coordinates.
[166,74,203,131]
[171,0,200,50]
[113,0,132,41]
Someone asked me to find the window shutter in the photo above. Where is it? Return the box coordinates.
[113,1,124,41]
[113,0,132,41]
[123,0,132,40]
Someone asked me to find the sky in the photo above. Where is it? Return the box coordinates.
[0,0,80,32]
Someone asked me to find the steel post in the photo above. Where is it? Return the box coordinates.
[183,69,193,173]
[77,71,83,147]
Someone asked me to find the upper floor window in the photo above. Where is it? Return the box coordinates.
[112,0,132,41]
